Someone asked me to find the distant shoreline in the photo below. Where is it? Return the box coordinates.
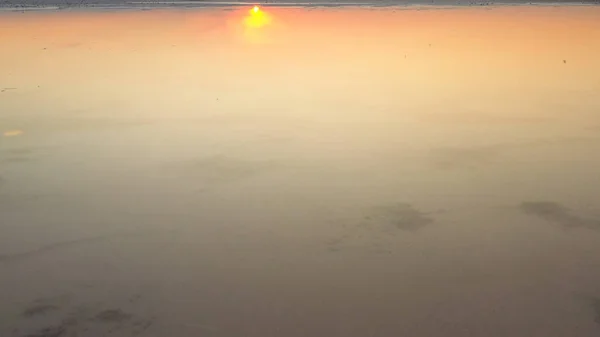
[0,0,598,10]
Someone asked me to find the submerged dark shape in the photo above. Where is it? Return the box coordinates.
[22,314,79,337]
[371,203,434,231]
[94,309,132,323]
[22,305,58,318]
[519,201,600,230]
[24,326,66,337]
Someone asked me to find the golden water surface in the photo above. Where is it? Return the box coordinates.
[1,6,600,337]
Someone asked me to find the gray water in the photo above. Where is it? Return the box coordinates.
[1,6,600,337]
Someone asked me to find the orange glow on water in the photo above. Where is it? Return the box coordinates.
[3,130,23,137]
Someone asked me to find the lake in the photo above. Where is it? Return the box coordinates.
[1,5,600,336]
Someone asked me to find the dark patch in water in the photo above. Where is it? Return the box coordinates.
[520,201,600,230]
[166,155,277,190]
[94,309,132,323]
[16,302,155,337]
[23,316,77,337]
[22,304,58,318]
[24,326,66,337]
[370,203,434,231]
[131,317,155,335]
[325,203,434,253]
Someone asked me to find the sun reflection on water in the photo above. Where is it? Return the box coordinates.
[244,5,272,28]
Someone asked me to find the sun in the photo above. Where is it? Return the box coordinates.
[253,5,259,13]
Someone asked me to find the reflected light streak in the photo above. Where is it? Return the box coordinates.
[3,130,24,137]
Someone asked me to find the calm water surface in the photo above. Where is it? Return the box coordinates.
[1,6,600,337]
